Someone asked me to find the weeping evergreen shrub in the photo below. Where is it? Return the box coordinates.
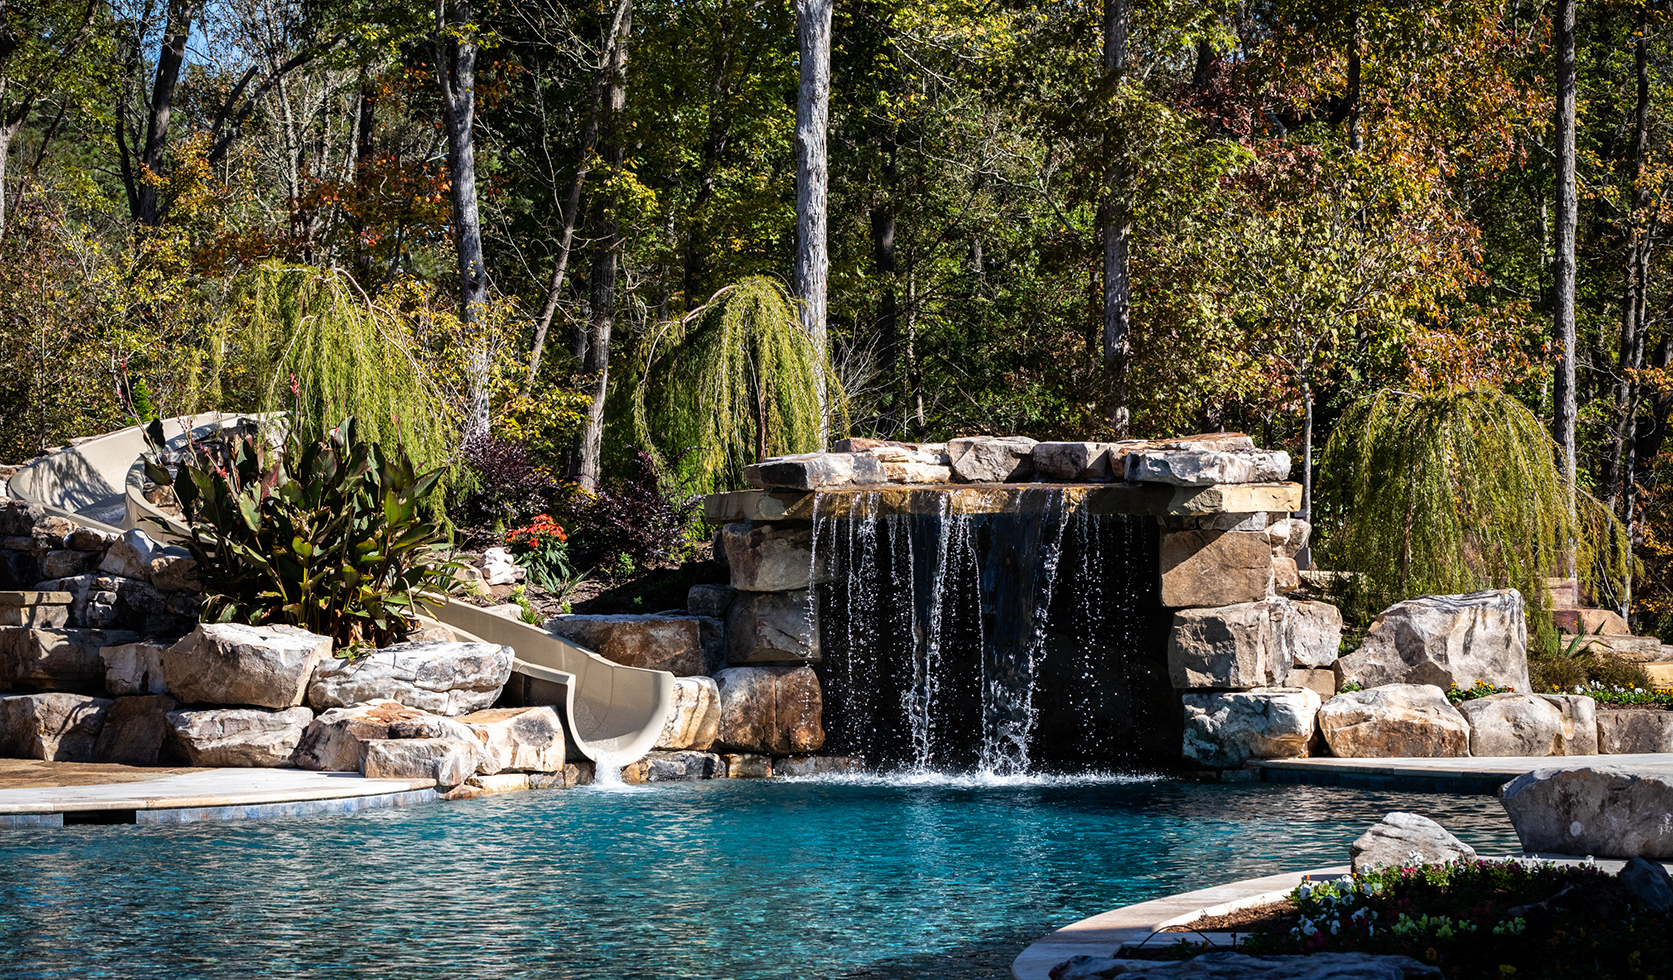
[203,263,454,470]
[632,277,843,493]
[1318,386,1631,655]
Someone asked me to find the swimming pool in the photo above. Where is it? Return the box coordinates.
[0,775,1521,979]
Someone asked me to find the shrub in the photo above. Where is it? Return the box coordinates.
[575,447,702,574]
[451,434,554,534]
[144,416,456,650]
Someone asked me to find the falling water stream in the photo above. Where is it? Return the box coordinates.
[809,491,1173,775]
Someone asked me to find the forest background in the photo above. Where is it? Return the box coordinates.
[2,0,1671,632]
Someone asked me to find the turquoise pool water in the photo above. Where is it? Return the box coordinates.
[0,776,1521,979]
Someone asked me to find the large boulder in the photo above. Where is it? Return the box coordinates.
[1500,766,1673,859]
[1538,694,1599,756]
[1288,601,1343,668]
[0,692,111,761]
[164,623,332,708]
[1159,530,1275,608]
[1126,448,1291,486]
[1168,599,1291,690]
[1456,693,1564,757]
[715,665,824,755]
[726,589,818,663]
[947,436,1036,483]
[657,676,720,751]
[92,694,178,766]
[459,706,566,774]
[306,640,512,716]
[167,706,313,767]
[98,528,160,580]
[687,584,737,619]
[1180,688,1321,768]
[361,738,480,789]
[720,523,821,592]
[1317,684,1470,758]
[2,626,139,692]
[100,638,174,696]
[542,615,718,676]
[1334,590,1530,693]
[294,699,479,771]
[745,452,886,491]
[1350,812,1477,873]
[623,749,723,783]
[1596,709,1673,754]
[1031,442,1117,482]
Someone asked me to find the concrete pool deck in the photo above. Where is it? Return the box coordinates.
[1253,752,1673,794]
[0,761,437,826]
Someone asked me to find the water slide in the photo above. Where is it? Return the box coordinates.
[8,415,673,768]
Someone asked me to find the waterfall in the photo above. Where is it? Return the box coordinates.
[809,489,1168,775]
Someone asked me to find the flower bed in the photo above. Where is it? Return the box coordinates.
[1203,860,1673,978]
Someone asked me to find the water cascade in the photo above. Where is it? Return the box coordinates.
[808,491,1175,774]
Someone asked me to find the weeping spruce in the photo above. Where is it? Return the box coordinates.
[633,277,841,493]
[1319,387,1631,653]
[203,263,453,468]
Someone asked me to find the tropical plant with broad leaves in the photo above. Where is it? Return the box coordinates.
[143,416,457,650]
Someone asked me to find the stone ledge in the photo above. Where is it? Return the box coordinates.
[704,482,1302,523]
[0,591,72,606]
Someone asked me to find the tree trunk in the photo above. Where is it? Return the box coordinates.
[1552,0,1578,518]
[576,0,631,488]
[0,116,18,245]
[685,2,735,309]
[1101,0,1131,438]
[793,0,832,435]
[436,0,490,437]
[123,0,198,227]
[527,0,632,386]
[870,121,899,436]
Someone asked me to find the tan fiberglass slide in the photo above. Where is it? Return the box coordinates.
[9,414,673,769]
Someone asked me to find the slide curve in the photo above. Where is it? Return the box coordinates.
[9,415,672,768]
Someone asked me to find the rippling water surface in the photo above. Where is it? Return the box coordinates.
[0,776,1520,979]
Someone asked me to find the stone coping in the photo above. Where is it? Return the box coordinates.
[1255,753,1673,795]
[705,482,1302,524]
[0,591,72,605]
[1010,855,1673,980]
[0,767,437,820]
[1010,865,1345,980]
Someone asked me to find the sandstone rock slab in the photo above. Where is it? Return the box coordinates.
[541,615,718,676]
[1350,812,1477,874]
[1159,529,1274,608]
[1538,694,1599,756]
[1168,600,1291,690]
[715,665,824,755]
[362,738,480,789]
[1457,693,1563,757]
[98,529,159,580]
[723,752,772,778]
[745,452,886,491]
[687,583,737,619]
[727,589,819,663]
[1288,601,1343,667]
[0,591,70,629]
[1500,766,1673,859]
[164,623,332,708]
[624,750,722,782]
[1181,688,1321,768]
[1335,590,1530,694]
[947,436,1036,483]
[306,640,512,716]
[294,699,479,772]
[1317,684,1470,758]
[3,626,139,693]
[460,706,565,773]
[1031,442,1116,482]
[92,694,178,766]
[1597,709,1673,754]
[720,523,822,592]
[657,676,720,751]
[0,692,111,761]
[100,639,174,696]
[166,706,313,767]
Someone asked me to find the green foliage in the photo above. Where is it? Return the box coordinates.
[1319,386,1632,643]
[1445,680,1514,703]
[504,514,572,593]
[145,416,457,650]
[203,263,454,471]
[634,277,843,493]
